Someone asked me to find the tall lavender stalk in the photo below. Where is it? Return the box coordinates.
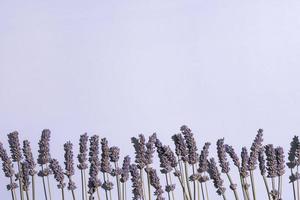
[198,142,211,200]
[77,133,89,200]
[248,129,264,200]
[172,133,189,200]
[101,138,113,200]
[49,159,66,200]
[180,125,198,200]
[258,147,271,200]
[275,146,285,199]
[23,140,37,200]
[37,129,52,200]
[21,161,31,200]
[64,141,77,200]
[109,146,121,200]
[120,155,131,200]
[0,141,18,200]
[217,139,239,200]
[287,136,300,200]
[208,158,227,200]
[8,131,24,200]
[145,133,157,200]
[132,134,147,200]
[130,164,144,200]
[148,168,165,200]
[241,147,251,200]
[265,144,278,200]
[87,135,101,200]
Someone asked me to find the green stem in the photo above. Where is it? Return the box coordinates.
[165,174,171,200]
[41,165,48,200]
[297,166,299,200]
[125,182,127,200]
[239,175,246,200]
[71,189,76,200]
[115,162,121,200]
[178,160,187,200]
[32,175,35,200]
[83,170,88,200]
[103,173,109,200]
[81,170,84,200]
[140,169,146,200]
[200,182,205,200]
[205,181,210,200]
[25,190,30,200]
[192,165,196,200]
[244,177,251,200]
[10,176,16,200]
[174,167,190,200]
[262,175,271,200]
[61,188,65,200]
[226,173,239,200]
[122,183,125,200]
[106,173,112,200]
[291,169,297,200]
[222,194,227,200]
[168,173,175,200]
[96,187,101,200]
[249,170,256,200]
[17,161,24,200]
[184,162,193,199]
[146,166,151,200]
[45,164,52,200]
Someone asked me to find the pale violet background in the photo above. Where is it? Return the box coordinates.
[1,0,300,199]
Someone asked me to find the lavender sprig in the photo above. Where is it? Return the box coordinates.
[130,164,144,200]
[208,158,226,197]
[64,141,76,200]
[180,125,199,165]
[88,135,101,198]
[148,168,165,200]
[49,159,66,200]
[77,133,89,170]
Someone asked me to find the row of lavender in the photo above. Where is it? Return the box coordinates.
[0,126,298,200]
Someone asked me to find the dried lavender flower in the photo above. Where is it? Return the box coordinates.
[240,147,249,178]
[88,135,101,195]
[225,144,240,169]
[102,181,114,191]
[258,147,266,176]
[0,142,14,177]
[217,138,230,173]
[198,142,211,173]
[22,140,37,176]
[145,133,157,165]
[148,168,165,200]
[37,129,51,166]
[132,134,147,169]
[180,125,199,165]
[265,144,277,178]
[130,164,143,200]
[171,133,188,162]
[21,162,31,191]
[49,159,66,189]
[248,129,264,171]
[77,133,88,170]
[287,136,300,169]
[64,141,76,191]
[109,146,120,163]
[100,138,111,173]
[120,155,131,183]
[155,140,172,174]
[7,131,23,162]
[275,146,285,176]
[64,141,75,177]
[208,158,226,196]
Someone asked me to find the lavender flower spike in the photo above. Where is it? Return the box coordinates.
[148,168,165,200]
[287,136,300,169]
[109,146,120,163]
[208,158,226,196]
[120,155,131,183]
[265,144,277,178]
[258,148,266,176]
[23,140,37,176]
[49,159,66,189]
[171,133,188,162]
[21,162,31,191]
[217,138,230,173]
[0,141,18,191]
[225,144,240,170]
[275,147,285,177]
[248,129,264,171]
[240,147,249,178]
[130,164,144,200]
[77,133,88,170]
[180,125,199,165]
[145,133,157,165]
[7,131,23,162]
[131,134,147,169]
[64,141,76,191]
[88,135,101,196]
[100,138,111,174]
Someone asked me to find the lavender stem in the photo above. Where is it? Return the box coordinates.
[262,175,271,200]
[249,170,256,200]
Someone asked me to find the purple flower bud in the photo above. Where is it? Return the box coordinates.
[208,158,226,196]
[100,138,111,173]
[130,164,143,199]
[77,133,88,170]
[180,125,199,165]
[23,140,37,176]
[49,159,66,189]
[217,138,230,173]
[37,129,51,165]
[109,146,120,163]
[7,131,23,162]
[120,155,131,183]
[248,129,264,170]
